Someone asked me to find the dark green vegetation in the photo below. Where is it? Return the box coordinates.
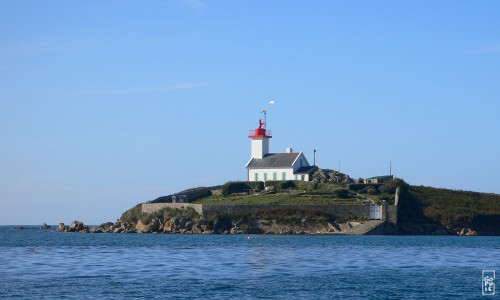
[398,185,500,234]
[194,180,361,205]
[348,179,407,205]
[120,204,200,225]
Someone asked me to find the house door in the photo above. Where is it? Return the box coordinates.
[370,205,382,220]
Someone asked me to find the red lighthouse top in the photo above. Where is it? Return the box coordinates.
[248,118,272,138]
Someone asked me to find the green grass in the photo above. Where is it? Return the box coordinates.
[192,192,362,205]
[399,185,500,231]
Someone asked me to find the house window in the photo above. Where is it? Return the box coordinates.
[264,173,267,181]
[301,175,305,181]
[273,172,277,180]
[282,172,286,180]
[294,174,297,180]
[254,173,258,181]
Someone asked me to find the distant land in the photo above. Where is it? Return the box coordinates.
[56,168,500,236]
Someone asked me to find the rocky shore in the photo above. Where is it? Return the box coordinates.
[57,218,390,235]
[56,218,482,236]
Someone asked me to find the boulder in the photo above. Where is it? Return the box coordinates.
[69,220,84,232]
[185,221,194,231]
[150,218,162,232]
[231,227,243,234]
[41,223,51,229]
[57,223,67,232]
[135,220,146,231]
[179,217,191,229]
[79,226,89,233]
[90,226,103,233]
[170,217,180,227]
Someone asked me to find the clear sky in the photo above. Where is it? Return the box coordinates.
[1,1,499,225]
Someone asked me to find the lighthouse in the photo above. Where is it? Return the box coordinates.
[248,118,272,159]
[246,104,317,182]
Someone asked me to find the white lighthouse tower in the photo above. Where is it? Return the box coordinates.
[248,118,272,159]
[246,100,316,182]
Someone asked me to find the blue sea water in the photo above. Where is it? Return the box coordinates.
[0,226,498,299]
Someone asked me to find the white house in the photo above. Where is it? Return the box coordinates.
[246,119,317,182]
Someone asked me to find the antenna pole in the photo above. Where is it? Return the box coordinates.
[264,110,267,129]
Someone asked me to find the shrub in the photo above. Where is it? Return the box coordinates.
[379,178,409,194]
[333,188,350,199]
[348,183,365,192]
[366,186,379,195]
[294,180,315,190]
[264,181,282,191]
[247,181,264,192]
[221,181,263,196]
[280,180,297,190]
[151,187,212,203]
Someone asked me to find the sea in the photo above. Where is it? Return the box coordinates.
[0,226,498,299]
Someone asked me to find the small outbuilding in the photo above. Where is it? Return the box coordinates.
[364,175,393,184]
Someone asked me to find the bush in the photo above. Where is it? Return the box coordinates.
[264,180,282,191]
[294,180,315,191]
[247,181,264,192]
[120,204,143,224]
[348,183,365,191]
[333,188,350,199]
[281,180,297,190]
[221,181,263,196]
[379,178,409,194]
[151,187,212,203]
[366,186,379,195]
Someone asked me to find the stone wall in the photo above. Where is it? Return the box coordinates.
[201,204,369,219]
[142,203,203,215]
[142,203,370,219]
[386,205,398,223]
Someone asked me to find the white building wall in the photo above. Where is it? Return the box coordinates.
[249,168,297,182]
[250,138,269,159]
[292,152,310,172]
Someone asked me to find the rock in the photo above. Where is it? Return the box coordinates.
[170,217,180,227]
[113,227,124,234]
[179,217,191,229]
[79,226,89,233]
[246,227,263,234]
[163,220,171,232]
[41,223,51,229]
[231,227,242,234]
[90,226,103,233]
[150,218,162,232]
[135,220,146,231]
[201,224,212,232]
[57,223,67,232]
[69,220,84,232]
[99,222,114,233]
[142,224,153,233]
[185,221,194,231]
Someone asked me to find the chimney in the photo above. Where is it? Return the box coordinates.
[286,147,293,153]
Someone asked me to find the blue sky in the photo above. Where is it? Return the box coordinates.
[1,1,499,225]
